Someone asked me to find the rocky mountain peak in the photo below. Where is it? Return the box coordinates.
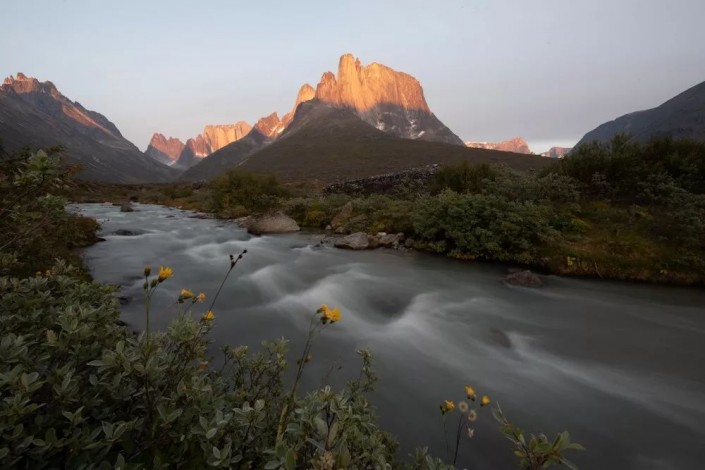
[2,73,60,98]
[465,137,532,154]
[315,54,430,113]
[282,83,316,128]
[203,121,252,152]
[254,112,283,138]
[145,133,185,165]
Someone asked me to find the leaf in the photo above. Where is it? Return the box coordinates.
[264,460,280,469]
[314,416,327,437]
[206,428,217,439]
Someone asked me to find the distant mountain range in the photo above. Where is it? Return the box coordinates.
[465,137,533,154]
[0,73,176,182]
[5,55,697,184]
[575,80,705,147]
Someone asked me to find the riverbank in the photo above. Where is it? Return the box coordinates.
[68,177,705,288]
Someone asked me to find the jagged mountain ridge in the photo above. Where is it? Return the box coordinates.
[575,80,705,147]
[465,137,532,154]
[313,54,463,145]
[0,73,176,183]
[540,147,572,158]
[180,53,465,179]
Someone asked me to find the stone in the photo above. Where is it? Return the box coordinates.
[378,233,403,248]
[404,238,414,248]
[331,201,353,228]
[112,229,143,236]
[119,203,134,212]
[334,232,369,250]
[244,212,300,235]
[503,270,543,288]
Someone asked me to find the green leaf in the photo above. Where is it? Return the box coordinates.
[264,460,280,469]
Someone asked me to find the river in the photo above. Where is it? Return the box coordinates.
[73,203,705,469]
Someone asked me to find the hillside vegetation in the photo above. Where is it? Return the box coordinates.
[96,135,705,285]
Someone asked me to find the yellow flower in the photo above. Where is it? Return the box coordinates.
[443,400,455,414]
[480,395,491,407]
[202,310,215,321]
[318,305,342,323]
[180,288,193,299]
[158,266,173,282]
[465,385,477,401]
[196,292,206,302]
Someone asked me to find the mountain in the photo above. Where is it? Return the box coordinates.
[237,100,551,182]
[0,73,176,182]
[179,114,281,181]
[575,80,705,147]
[282,84,316,128]
[313,54,464,145]
[540,147,572,158]
[465,137,532,154]
[145,133,185,166]
[148,121,252,169]
[203,122,252,151]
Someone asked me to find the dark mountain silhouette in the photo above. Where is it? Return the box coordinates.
[575,80,705,147]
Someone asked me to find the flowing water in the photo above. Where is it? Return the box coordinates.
[73,203,705,469]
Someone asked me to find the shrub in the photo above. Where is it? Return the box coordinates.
[0,149,98,277]
[413,191,558,264]
[208,169,288,216]
[0,262,396,468]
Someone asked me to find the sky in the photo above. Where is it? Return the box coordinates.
[2,0,704,153]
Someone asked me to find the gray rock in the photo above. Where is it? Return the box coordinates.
[404,238,414,248]
[503,270,543,287]
[244,212,300,235]
[119,202,134,212]
[112,229,143,236]
[334,232,369,250]
[379,233,403,248]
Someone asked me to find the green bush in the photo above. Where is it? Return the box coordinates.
[0,149,99,277]
[0,262,396,468]
[413,191,558,263]
[208,169,288,216]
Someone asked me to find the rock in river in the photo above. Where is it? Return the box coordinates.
[244,212,300,235]
[334,232,370,250]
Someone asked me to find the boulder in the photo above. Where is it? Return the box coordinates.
[334,232,369,250]
[112,229,144,236]
[404,238,414,248]
[244,212,300,235]
[379,232,404,248]
[503,270,543,288]
[331,201,353,229]
[119,202,134,212]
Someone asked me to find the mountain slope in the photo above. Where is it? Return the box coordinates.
[575,80,705,147]
[238,101,550,182]
[0,73,176,183]
[313,54,464,145]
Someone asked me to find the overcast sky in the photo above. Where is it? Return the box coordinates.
[2,0,704,153]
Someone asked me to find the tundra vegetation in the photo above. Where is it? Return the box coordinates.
[0,150,584,467]
[80,135,705,285]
